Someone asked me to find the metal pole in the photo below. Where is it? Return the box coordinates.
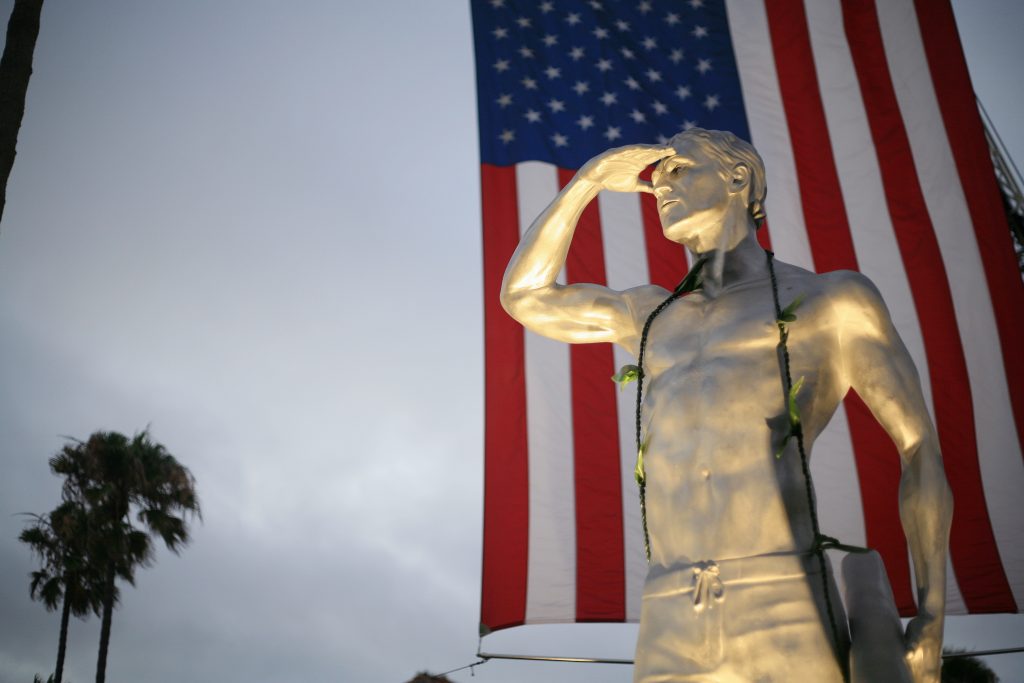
[943,646,1024,659]
[475,646,1024,666]
[477,651,633,665]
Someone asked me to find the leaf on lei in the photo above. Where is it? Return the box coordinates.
[635,432,651,487]
[611,364,641,390]
[775,431,793,460]
[788,375,805,428]
[775,376,806,459]
[675,256,709,296]
[778,293,805,324]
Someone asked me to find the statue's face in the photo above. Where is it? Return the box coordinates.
[652,138,741,253]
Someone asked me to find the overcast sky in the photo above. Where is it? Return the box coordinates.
[0,2,1021,682]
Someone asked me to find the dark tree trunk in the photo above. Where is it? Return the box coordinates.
[95,562,116,683]
[54,589,70,683]
[0,0,43,226]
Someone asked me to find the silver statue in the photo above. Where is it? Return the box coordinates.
[500,129,952,683]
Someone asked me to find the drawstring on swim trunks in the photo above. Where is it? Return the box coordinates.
[691,561,725,612]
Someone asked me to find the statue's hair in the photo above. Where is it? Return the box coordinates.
[667,127,767,227]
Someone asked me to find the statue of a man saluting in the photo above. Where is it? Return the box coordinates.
[500,128,952,683]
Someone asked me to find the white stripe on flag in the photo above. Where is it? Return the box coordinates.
[516,162,577,623]
[877,0,1024,608]
[598,188,653,622]
[726,0,815,272]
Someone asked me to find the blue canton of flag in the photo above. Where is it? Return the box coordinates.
[471,0,751,168]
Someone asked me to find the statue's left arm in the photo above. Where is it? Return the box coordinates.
[832,271,953,683]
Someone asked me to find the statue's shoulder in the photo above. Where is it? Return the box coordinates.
[816,269,885,304]
[623,283,673,319]
[774,264,888,323]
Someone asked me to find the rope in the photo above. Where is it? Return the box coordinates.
[430,658,489,678]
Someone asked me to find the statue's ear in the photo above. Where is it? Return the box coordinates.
[730,163,751,194]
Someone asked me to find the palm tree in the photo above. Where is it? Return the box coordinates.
[0,0,44,225]
[942,649,1000,683]
[19,501,107,683]
[50,430,201,683]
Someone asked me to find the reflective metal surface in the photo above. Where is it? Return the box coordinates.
[501,129,952,682]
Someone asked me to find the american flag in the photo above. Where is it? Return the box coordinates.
[473,0,1024,634]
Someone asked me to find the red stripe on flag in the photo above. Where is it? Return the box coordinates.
[756,218,773,252]
[842,0,1016,612]
[480,164,529,632]
[914,0,1024,460]
[639,167,688,289]
[765,0,916,613]
[558,168,626,622]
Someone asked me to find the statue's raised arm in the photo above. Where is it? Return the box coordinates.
[500,144,671,348]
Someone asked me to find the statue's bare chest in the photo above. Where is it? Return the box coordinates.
[641,287,781,379]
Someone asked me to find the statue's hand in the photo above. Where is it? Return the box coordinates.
[904,612,942,683]
[577,144,671,193]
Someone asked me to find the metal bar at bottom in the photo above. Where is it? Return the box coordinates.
[477,646,1024,666]
[942,647,1024,659]
[477,651,633,665]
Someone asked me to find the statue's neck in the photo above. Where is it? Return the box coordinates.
[695,229,769,298]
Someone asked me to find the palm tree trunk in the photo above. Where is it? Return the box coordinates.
[54,589,70,683]
[0,0,43,226]
[94,562,116,683]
